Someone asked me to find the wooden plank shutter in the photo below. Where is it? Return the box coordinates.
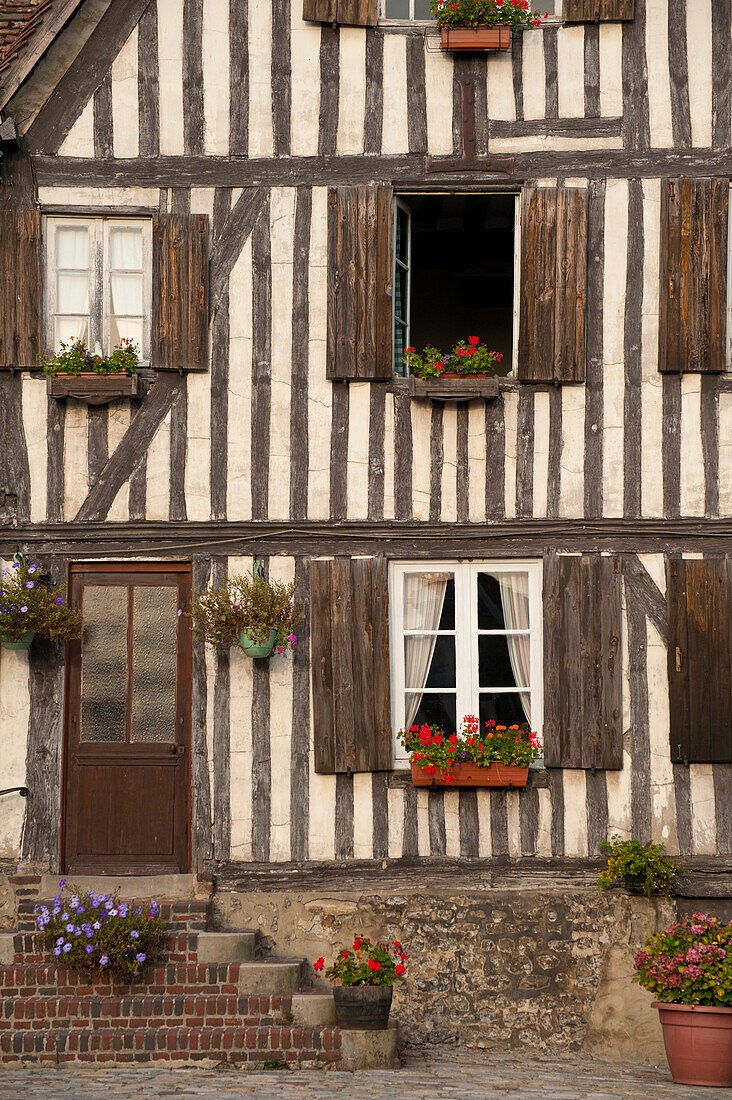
[543,555,622,769]
[518,187,588,383]
[0,208,42,369]
[659,179,728,374]
[564,0,634,20]
[152,213,210,370]
[326,185,392,380]
[311,557,392,773]
[667,558,732,764]
[303,0,378,24]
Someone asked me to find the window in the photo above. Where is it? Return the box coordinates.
[390,561,543,761]
[392,193,520,375]
[44,216,152,362]
[381,0,432,18]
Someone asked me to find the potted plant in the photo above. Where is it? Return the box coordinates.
[404,337,503,401]
[42,338,140,403]
[192,571,303,658]
[0,559,81,651]
[598,835,681,898]
[431,0,544,53]
[633,913,732,1086]
[35,879,166,984]
[398,714,542,788]
[313,935,408,1030]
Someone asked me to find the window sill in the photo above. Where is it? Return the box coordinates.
[46,372,140,404]
[388,767,548,788]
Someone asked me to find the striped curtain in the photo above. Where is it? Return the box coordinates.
[497,572,531,722]
[404,572,449,727]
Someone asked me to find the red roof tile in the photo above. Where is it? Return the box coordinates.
[0,0,55,79]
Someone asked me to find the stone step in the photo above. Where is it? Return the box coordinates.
[0,1023,343,1066]
[1,929,259,967]
[16,898,212,934]
[237,960,305,995]
[0,992,294,1031]
[290,991,337,1027]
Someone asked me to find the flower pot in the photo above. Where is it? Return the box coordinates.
[654,1002,732,1086]
[410,761,529,788]
[410,375,500,403]
[238,627,277,658]
[0,631,34,651]
[440,26,512,52]
[333,985,393,1030]
[47,372,139,405]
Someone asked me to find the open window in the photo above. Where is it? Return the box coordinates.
[392,193,520,376]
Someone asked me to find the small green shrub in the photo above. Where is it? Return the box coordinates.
[191,573,303,653]
[0,559,80,643]
[41,338,138,376]
[598,834,681,898]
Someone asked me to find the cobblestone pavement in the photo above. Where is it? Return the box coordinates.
[0,1047,729,1100]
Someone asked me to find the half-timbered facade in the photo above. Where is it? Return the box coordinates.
[1,0,731,1057]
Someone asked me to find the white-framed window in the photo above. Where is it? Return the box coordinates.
[380,0,560,19]
[389,560,543,762]
[44,216,152,362]
[392,192,521,375]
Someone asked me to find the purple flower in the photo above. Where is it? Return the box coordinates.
[177,608,182,616]
[28,565,37,574]
[26,582,34,589]
[62,944,71,953]
[20,606,27,613]
[99,955,108,966]
[130,930,139,939]
[135,953,146,963]
[11,562,19,569]
[53,947,61,957]
[55,597,63,605]
[85,945,93,955]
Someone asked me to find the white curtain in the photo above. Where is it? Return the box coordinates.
[55,225,90,349]
[404,573,449,728]
[497,572,531,723]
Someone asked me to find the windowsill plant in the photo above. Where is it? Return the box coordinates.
[598,834,681,898]
[313,935,408,1030]
[404,337,502,379]
[0,558,81,650]
[192,571,304,658]
[35,880,166,985]
[432,0,545,52]
[41,338,139,376]
[398,714,542,787]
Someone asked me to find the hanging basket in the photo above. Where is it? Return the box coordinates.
[440,26,512,52]
[0,631,34,651]
[238,628,277,658]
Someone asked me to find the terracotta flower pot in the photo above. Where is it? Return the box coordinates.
[333,984,393,1030]
[238,628,277,658]
[654,1002,732,1086]
[440,26,512,52]
[410,761,529,788]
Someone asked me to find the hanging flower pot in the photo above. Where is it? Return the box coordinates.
[238,628,277,659]
[440,25,511,51]
[0,631,34,651]
[431,0,544,54]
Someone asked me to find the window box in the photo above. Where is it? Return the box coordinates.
[439,26,512,51]
[47,371,139,404]
[410,374,500,402]
[410,761,529,788]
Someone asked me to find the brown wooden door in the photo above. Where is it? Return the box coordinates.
[63,564,192,873]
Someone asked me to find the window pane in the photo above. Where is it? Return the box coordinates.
[81,586,127,742]
[478,571,530,631]
[110,227,143,270]
[110,272,143,315]
[405,634,455,689]
[406,691,456,734]
[413,0,432,16]
[479,692,528,729]
[57,272,90,314]
[477,573,506,630]
[385,0,410,17]
[131,587,177,743]
[56,316,89,348]
[110,317,143,352]
[404,572,454,630]
[56,226,88,269]
[479,634,530,688]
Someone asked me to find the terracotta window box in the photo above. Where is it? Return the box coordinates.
[410,762,529,788]
[47,372,139,405]
[439,26,512,52]
[409,374,500,402]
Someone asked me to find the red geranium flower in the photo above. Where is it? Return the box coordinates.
[368,959,381,971]
[314,957,325,971]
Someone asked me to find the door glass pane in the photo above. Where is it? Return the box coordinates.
[406,691,456,734]
[479,634,529,688]
[131,586,178,742]
[81,586,127,742]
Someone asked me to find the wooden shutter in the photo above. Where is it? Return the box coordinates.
[326,185,392,380]
[518,187,588,383]
[667,558,732,764]
[311,557,392,773]
[152,213,210,370]
[0,208,42,369]
[543,555,622,769]
[659,179,728,374]
[303,0,378,24]
[563,0,634,20]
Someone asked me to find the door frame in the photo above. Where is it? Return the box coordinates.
[60,561,193,874]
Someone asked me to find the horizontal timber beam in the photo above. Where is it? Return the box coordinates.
[3,518,732,559]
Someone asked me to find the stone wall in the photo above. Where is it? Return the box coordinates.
[215,877,675,1064]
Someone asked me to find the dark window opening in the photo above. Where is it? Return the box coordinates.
[393,193,517,376]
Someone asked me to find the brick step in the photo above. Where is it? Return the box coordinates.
[0,992,295,1031]
[1,929,259,967]
[0,1023,343,1066]
[16,899,212,934]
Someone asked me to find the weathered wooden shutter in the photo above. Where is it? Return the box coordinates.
[518,187,588,383]
[303,0,378,25]
[0,208,42,369]
[659,179,728,374]
[327,185,392,380]
[152,213,210,370]
[311,557,392,773]
[543,555,622,769]
[563,0,634,20]
[667,558,732,764]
